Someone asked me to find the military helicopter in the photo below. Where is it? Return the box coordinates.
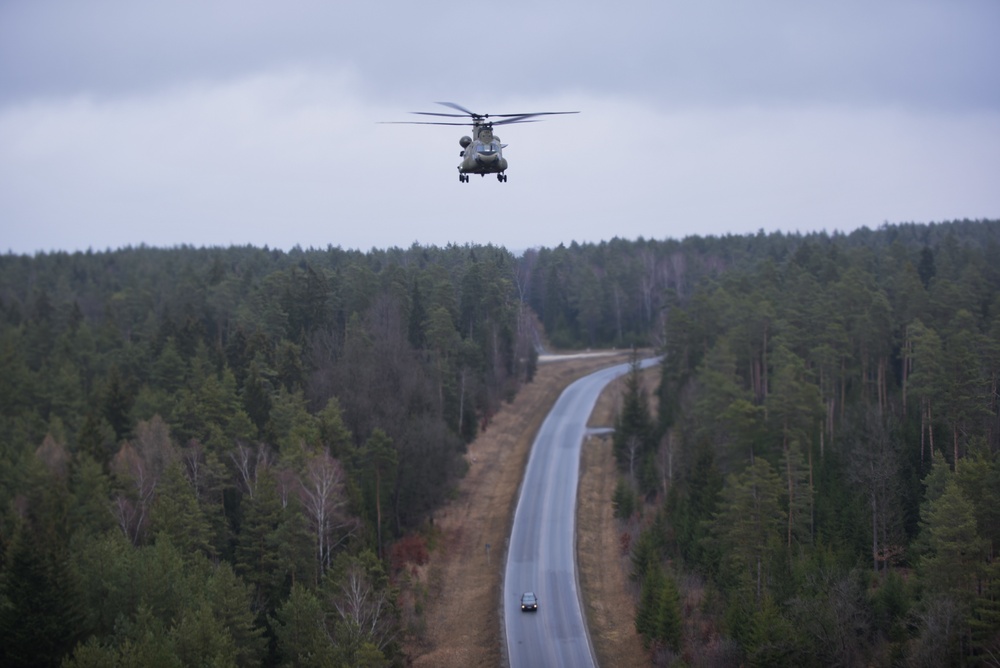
[382,102,578,183]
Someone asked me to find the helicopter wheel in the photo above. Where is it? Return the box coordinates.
[498,173,507,183]
[459,174,468,183]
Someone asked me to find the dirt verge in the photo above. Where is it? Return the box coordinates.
[578,365,661,668]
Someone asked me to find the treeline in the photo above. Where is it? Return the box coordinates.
[597,220,1000,665]
[521,219,1000,350]
[0,242,534,666]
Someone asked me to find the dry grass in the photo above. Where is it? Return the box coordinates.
[578,365,660,668]
[400,353,653,667]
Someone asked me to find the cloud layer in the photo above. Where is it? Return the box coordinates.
[2,1,998,253]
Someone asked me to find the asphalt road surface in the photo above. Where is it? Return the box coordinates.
[504,358,658,668]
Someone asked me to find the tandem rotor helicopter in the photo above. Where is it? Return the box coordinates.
[381,102,578,183]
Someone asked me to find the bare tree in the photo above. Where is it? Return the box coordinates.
[35,434,70,479]
[110,442,158,544]
[848,407,903,574]
[110,415,176,544]
[905,595,963,668]
[231,441,272,499]
[298,449,355,576]
[657,428,675,494]
[274,465,297,509]
[626,434,642,483]
[333,561,398,656]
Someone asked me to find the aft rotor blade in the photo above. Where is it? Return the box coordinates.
[490,118,544,126]
[410,111,472,119]
[489,111,580,119]
[435,101,480,116]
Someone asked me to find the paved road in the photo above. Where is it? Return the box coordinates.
[503,359,658,668]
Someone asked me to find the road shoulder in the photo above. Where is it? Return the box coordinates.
[402,353,634,667]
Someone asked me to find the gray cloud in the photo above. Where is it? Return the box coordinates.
[3,1,997,109]
[1,1,998,254]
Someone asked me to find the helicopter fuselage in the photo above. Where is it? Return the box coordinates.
[458,125,508,177]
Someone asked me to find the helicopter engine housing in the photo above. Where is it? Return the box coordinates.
[459,136,472,149]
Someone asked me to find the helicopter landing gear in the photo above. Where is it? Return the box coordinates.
[497,173,507,183]
[459,174,469,183]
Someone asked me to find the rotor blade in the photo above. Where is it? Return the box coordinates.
[488,111,581,119]
[490,118,544,126]
[397,106,579,123]
[377,118,544,127]
[377,121,473,126]
[435,101,480,116]
[410,111,471,118]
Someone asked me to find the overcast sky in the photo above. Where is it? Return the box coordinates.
[2,0,998,255]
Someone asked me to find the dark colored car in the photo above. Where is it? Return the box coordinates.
[520,592,538,611]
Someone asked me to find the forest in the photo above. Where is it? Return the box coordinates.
[1,219,999,666]
[0,242,535,666]
[605,220,1000,665]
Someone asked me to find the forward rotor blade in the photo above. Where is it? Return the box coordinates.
[378,106,578,127]
[378,121,474,126]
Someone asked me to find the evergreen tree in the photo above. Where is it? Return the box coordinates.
[150,461,213,560]
[655,570,683,652]
[358,429,397,559]
[919,477,985,601]
[969,559,1000,664]
[612,477,636,520]
[272,583,336,668]
[613,356,654,486]
[712,458,785,603]
[0,523,80,667]
[103,365,134,442]
[745,594,802,667]
[635,563,665,643]
[204,562,266,667]
[235,469,293,616]
[171,601,238,667]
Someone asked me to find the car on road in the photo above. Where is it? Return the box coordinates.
[520,592,538,611]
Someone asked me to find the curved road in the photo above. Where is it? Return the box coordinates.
[504,358,658,668]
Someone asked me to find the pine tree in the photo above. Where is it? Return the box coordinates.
[612,477,636,520]
[919,477,985,600]
[171,602,237,667]
[103,365,134,442]
[204,562,266,667]
[655,571,683,652]
[150,461,213,560]
[712,458,785,603]
[635,563,664,643]
[272,583,335,667]
[613,356,653,484]
[969,560,1000,664]
[0,525,80,667]
[359,429,397,559]
[235,470,288,615]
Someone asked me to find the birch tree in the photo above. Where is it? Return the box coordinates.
[298,449,353,577]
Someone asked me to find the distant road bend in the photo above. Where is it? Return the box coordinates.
[503,357,660,668]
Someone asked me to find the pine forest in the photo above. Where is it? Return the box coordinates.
[1,220,999,666]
